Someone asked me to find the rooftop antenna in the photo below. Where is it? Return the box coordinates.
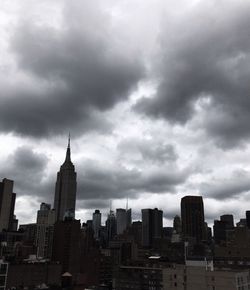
[68,132,71,148]
[110,200,112,213]
[126,196,128,211]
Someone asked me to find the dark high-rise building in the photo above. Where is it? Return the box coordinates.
[92,209,101,240]
[106,210,117,242]
[116,208,132,235]
[246,211,250,229]
[54,137,77,221]
[214,214,234,245]
[220,214,234,228]
[0,178,17,231]
[52,218,81,276]
[141,208,163,248]
[181,196,205,243]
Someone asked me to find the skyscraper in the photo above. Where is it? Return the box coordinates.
[116,208,132,235]
[173,215,182,234]
[54,137,77,221]
[0,178,16,231]
[36,203,55,258]
[141,208,163,248]
[92,209,101,239]
[181,196,205,243]
[106,210,116,242]
[52,218,81,275]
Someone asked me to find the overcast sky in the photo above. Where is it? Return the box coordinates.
[1,0,250,227]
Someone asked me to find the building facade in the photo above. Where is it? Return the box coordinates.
[36,203,55,258]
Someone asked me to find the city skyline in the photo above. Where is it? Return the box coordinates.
[1,0,250,227]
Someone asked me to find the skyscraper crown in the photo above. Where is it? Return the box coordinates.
[61,134,74,170]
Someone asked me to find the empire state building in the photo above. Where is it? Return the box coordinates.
[54,137,77,221]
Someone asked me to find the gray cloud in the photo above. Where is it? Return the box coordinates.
[0,1,144,138]
[117,138,178,164]
[77,159,188,200]
[0,146,52,200]
[201,169,250,200]
[135,0,250,148]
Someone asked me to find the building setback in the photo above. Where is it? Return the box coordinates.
[54,137,77,221]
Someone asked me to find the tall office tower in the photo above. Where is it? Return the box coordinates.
[246,211,250,229]
[36,202,56,258]
[106,210,117,242]
[220,214,234,228]
[181,196,205,243]
[214,214,234,245]
[173,215,182,234]
[0,178,16,231]
[141,208,163,248]
[54,137,77,221]
[52,218,81,276]
[92,209,101,239]
[116,208,132,235]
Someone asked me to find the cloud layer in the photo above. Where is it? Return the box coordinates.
[0,1,144,137]
[136,0,250,147]
[1,0,250,225]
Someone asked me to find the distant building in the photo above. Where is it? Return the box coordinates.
[36,202,55,258]
[0,178,17,231]
[237,218,247,227]
[54,136,77,221]
[106,210,117,242]
[116,208,132,235]
[181,196,205,243]
[173,215,182,234]
[93,209,101,239]
[213,215,234,245]
[220,214,234,228]
[141,208,163,248]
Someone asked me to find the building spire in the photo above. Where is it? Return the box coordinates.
[68,132,70,149]
[65,133,71,163]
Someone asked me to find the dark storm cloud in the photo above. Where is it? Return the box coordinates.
[201,169,250,200]
[76,159,188,200]
[77,199,110,210]
[0,1,144,137]
[135,0,250,147]
[0,146,53,199]
[117,138,178,164]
